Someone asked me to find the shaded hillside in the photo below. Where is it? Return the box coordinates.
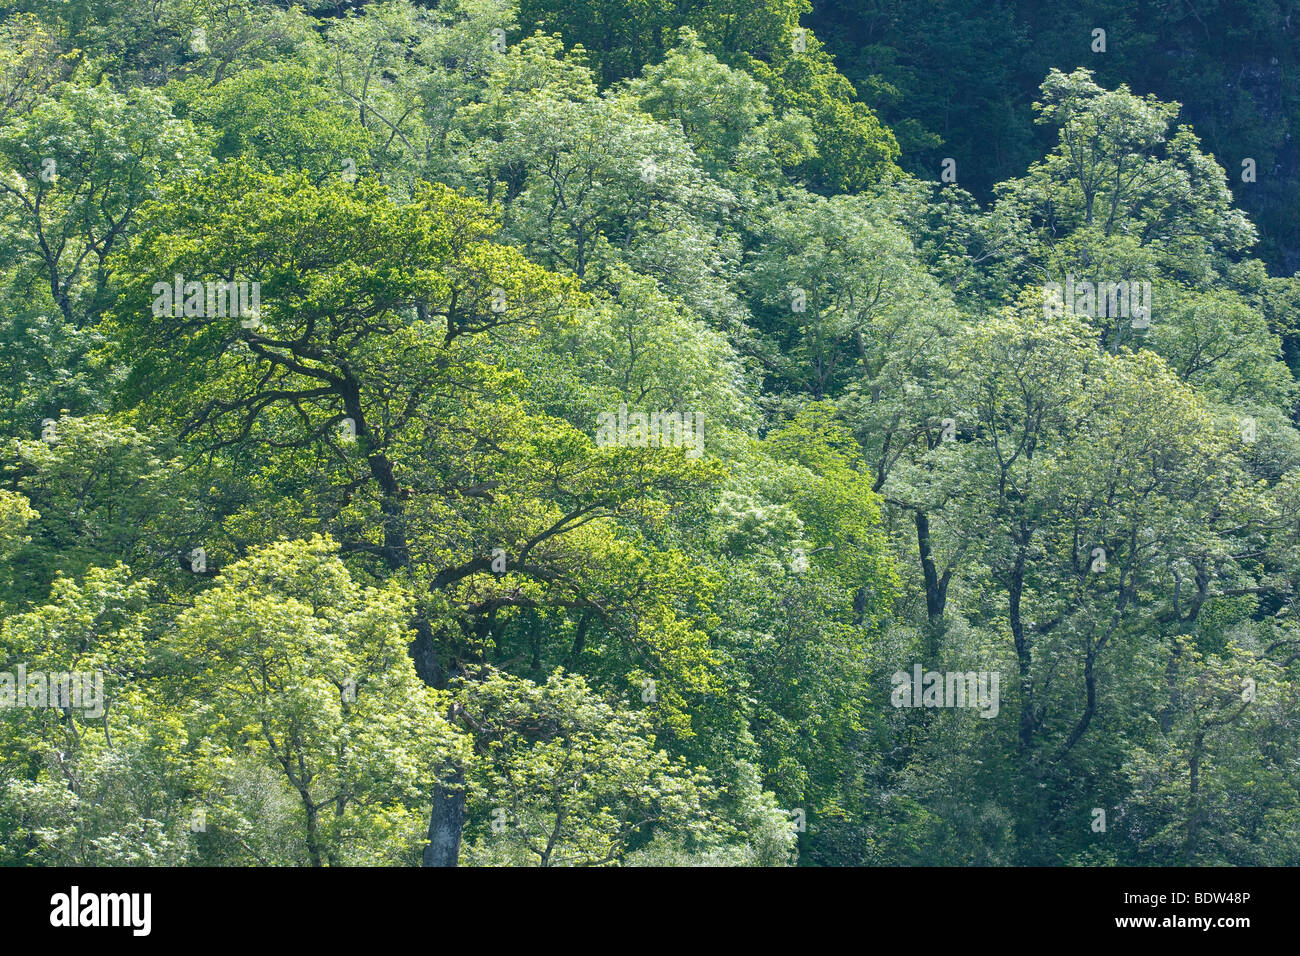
[811,0,1300,274]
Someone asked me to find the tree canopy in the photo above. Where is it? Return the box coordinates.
[0,0,1297,867]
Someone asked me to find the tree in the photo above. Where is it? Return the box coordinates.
[456,668,718,866]
[172,536,466,866]
[0,81,200,330]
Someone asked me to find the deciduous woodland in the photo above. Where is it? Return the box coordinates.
[1,0,1298,866]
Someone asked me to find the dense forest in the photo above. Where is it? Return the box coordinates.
[811,0,1300,278]
[1,0,1298,867]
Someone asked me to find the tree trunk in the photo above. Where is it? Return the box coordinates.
[1008,539,1035,753]
[422,766,465,867]
[915,510,950,657]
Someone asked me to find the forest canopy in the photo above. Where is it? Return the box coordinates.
[0,0,1297,867]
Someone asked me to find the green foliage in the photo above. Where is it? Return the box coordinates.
[811,0,1300,273]
[515,0,900,190]
[0,0,1296,868]
[457,668,717,866]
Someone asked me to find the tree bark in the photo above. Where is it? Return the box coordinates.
[1008,538,1035,753]
[915,509,951,657]
[422,766,465,867]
